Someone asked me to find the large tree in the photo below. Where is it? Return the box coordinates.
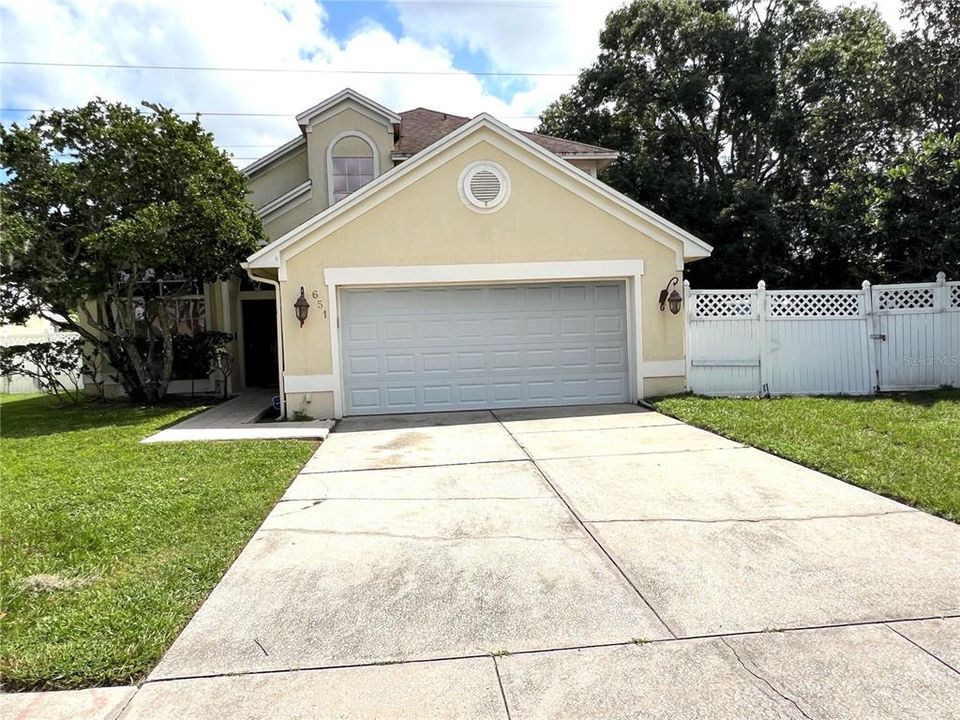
[0,100,264,401]
[894,0,960,138]
[539,0,910,288]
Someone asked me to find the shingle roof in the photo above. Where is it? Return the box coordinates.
[394,108,617,158]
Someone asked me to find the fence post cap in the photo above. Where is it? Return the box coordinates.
[862,280,871,289]
[757,280,766,290]
[683,279,690,289]
[936,271,946,284]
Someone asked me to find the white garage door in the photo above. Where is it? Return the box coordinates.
[340,281,631,415]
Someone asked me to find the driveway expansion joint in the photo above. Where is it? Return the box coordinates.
[719,637,813,720]
[510,421,683,435]
[586,509,919,525]
[885,622,960,675]
[491,656,513,720]
[296,457,529,474]
[141,615,960,688]
[256,527,578,542]
[490,409,679,640]
[277,495,557,502]
[517,445,749,462]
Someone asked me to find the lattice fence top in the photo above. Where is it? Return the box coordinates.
[951,283,960,309]
[874,286,935,311]
[767,292,862,318]
[693,292,755,318]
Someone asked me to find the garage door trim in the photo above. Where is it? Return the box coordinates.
[324,260,645,418]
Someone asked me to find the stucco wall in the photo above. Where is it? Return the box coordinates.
[247,104,397,244]
[247,145,309,210]
[276,129,688,417]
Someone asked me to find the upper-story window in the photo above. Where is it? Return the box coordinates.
[331,156,374,202]
[328,132,378,204]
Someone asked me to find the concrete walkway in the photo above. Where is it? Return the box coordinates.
[141,389,334,443]
[12,404,958,718]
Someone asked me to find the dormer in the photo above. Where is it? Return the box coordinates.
[296,89,400,209]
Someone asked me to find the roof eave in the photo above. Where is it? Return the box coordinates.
[296,88,401,128]
[241,135,306,177]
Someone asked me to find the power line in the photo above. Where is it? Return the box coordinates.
[0,107,541,120]
[0,60,578,78]
[317,0,567,5]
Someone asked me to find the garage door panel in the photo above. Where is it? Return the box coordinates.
[348,355,379,375]
[341,282,630,415]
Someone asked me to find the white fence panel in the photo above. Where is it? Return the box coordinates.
[0,331,84,395]
[686,274,959,397]
[685,287,760,395]
[763,288,871,395]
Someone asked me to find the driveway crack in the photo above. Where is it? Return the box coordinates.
[720,637,812,719]
[253,638,270,657]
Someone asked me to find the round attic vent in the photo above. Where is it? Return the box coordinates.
[459,161,510,212]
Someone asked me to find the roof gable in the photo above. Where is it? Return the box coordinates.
[247,114,713,272]
[295,88,401,130]
[247,113,712,274]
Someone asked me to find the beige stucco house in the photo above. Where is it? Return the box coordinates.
[226,88,712,418]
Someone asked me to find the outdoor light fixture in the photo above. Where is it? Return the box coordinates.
[659,276,683,315]
[294,286,310,327]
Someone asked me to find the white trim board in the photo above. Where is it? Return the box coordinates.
[324,260,644,287]
[322,260,646,418]
[257,180,312,220]
[643,359,685,378]
[297,88,401,128]
[283,373,338,393]
[242,135,306,177]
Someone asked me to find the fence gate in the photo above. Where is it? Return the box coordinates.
[871,280,960,391]
[686,273,960,397]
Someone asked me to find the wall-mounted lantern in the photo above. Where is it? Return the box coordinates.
[658,276,683,315]
[294,286,310,327]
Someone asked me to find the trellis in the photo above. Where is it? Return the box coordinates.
[685,273,959,396]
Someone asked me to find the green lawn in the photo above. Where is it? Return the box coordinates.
[0,395,317,691]
[654,391,960,522]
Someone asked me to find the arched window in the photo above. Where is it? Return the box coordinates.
[327,132,379,204]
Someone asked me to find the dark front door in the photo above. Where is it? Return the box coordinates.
[242,299,279,387]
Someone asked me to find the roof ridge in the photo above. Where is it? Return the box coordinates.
[398,107,616,155]
[399,107,471,120]
[519,128,616,154]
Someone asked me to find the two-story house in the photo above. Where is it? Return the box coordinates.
[204,88,710,418]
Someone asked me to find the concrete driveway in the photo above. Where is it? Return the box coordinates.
[124,404,959,719]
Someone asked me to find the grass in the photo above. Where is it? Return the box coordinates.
[654,390,960,523]
[0,394,318,691]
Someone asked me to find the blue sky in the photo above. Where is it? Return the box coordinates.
[0,0,903,166]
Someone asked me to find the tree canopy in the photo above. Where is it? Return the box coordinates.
[0,100,265,401]
[539,0,959,288]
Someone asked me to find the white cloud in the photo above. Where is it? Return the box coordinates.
[0,0,590,166]
[824,0,904,28]
[391,0,623,73]
[0,0,906,167]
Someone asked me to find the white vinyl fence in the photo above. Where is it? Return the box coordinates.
[0,331,84,394]
[685,273,960,396]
